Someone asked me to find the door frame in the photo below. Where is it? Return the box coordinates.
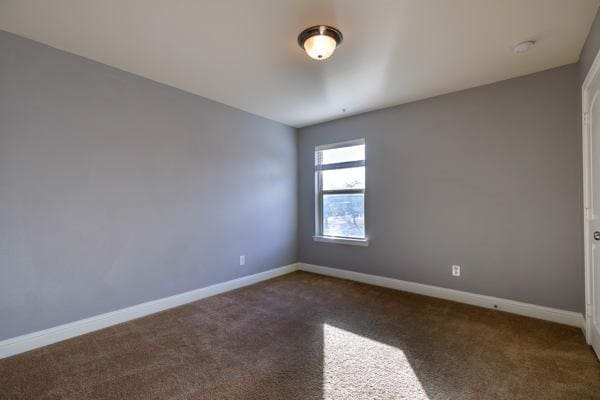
[582,46,600,347]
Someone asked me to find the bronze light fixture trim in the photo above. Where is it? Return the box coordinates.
[298,25,343,60]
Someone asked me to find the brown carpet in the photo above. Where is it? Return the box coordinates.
[1,271,599,399]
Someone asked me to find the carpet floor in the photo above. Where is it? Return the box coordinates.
[1,271,599,399]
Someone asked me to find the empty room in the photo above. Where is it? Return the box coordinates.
[2,1,600,399]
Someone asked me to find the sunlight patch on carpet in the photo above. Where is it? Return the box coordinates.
[323,323,429,400]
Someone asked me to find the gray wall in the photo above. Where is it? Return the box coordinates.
[0,31,297,340]
[298,65,583,313]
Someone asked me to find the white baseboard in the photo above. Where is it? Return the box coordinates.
[299,263,585,329]
[0,263,298,359]
[592,324,600,361]
[1,262,587,359]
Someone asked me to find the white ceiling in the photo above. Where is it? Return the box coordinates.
[1,0,599,127]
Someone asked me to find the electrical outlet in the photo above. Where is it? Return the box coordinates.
[239,255,245,266]
[452,265,461,277]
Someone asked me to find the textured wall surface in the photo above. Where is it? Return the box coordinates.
[0,31,297,340]
[298,65,582,312]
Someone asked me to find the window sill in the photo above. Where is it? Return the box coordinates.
[312,235,370,247]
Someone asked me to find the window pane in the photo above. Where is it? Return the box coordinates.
[323,193,365,238]
[322,167,365,190]
[317,144,364,165]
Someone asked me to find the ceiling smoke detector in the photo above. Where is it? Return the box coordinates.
[298,25,343,60]
[512,40,536,54]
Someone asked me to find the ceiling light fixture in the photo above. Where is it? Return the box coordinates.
[298,25,343,60]
[512,40,535,54]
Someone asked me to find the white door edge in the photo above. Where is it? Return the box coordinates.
[582,46,600,354]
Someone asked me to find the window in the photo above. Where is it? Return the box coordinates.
[314,139,368,246]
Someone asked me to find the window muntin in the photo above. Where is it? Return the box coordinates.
[315,139,366,240]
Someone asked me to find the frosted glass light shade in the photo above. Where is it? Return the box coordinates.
[304,34,337,60]
[298,25,343,61]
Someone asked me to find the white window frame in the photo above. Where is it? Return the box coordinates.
[313,138,369,246]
